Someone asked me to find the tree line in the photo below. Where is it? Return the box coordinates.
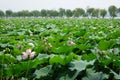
[0,5,120,18]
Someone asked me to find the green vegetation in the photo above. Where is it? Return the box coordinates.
[0,5,120,18]
[0,18,120,80]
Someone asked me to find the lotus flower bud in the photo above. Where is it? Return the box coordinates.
[30,33,33,36]
[98,50,102,55]
[45,46,48,51]
[17,44,21,49]
[42,39,47,45]
[50,44,52,48]
[49,43,52,48]
[69,41,75,46]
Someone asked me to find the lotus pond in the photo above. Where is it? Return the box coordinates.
[0,18,120,80]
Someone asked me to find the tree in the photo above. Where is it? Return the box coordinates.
[12,12,18,17]
[58,8,65,17]
[92,9,100,18]
[100,9,107,18]
[83,12,88,17]
[51,10,58,17]
[108,5,117,18]
[118,8,120,13]
[6,10,13,17]
[86,8,94,18]
[46,10,58,17]
[40,9,47,17]
[0,10,4,17]
[73,8,85,17]
[65,9,73,17]
[30,10,40,17]
[46,10,51,17]
[117,8,120,16]
[17,10,29,17]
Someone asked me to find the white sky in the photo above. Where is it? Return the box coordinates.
[0,0,120,11]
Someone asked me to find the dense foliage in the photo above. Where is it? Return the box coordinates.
[0,5,120,18]
[0,18,120,80]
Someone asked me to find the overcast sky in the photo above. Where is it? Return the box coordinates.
[0,0,120,11]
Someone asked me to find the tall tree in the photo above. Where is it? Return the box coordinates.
[12,12,18,17]
[86,8,94,18]
[51,10,58,17]
[30,10,40,17]
[100,9,107,18]
[92,9,100,18]
[58,8,65,17]
[108,5,117,18]
[6,10,13,17]
[46,10,58,17]
[40,9,47,17]
[46,10,51,17]
[73,8,85,17]
[17,10,29,17]
[0,10,4,17]
[65,9,73,17]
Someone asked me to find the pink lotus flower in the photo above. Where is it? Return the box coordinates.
[69,41,75,46]
[22,52,28,59]
[29,52,36,59]
[22,49,36,59]
[26,49,32,54]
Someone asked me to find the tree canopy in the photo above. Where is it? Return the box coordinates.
[0,10,4,17]
[108,5,117,18]
[100,9,107,18]
[0,5,120,18]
